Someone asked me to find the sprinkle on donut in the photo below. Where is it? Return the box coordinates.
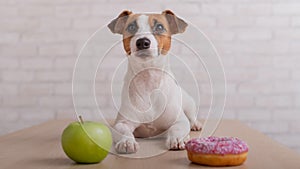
[185,136,248,155]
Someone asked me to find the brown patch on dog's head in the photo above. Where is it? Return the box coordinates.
[108,10,188,56]
[108,10,132,34]
[148,10,188,55]
[148,14,171,55]
[162,10,188,35]
[108,10,135,55]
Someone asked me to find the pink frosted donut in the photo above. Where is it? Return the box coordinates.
[185,136,249,166]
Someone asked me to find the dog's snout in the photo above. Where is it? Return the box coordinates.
[136,38,151,50]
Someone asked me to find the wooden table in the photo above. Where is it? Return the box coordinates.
[1,119,300,169]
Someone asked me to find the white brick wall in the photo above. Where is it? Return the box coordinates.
[0,0,300,153]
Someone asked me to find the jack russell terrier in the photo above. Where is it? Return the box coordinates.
[108,10,202,154]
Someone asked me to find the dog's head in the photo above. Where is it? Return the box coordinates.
[108,10,187,60]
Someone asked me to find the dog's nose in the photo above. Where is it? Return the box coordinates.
[136,38,151,50]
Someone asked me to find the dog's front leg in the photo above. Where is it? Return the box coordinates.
[113,119,140,154]
[182,89,202,131]
[166,113,190,150]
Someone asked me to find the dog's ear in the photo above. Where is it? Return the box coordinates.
[108,10,133,34]
[162,10,187,35]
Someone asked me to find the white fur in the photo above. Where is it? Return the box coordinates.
[113,14,202,154]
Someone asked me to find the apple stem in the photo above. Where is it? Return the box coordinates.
[79,115,84,124]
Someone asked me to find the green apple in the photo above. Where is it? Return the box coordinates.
[61,118,112,164]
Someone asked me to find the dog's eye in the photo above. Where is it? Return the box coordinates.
[154,24,165,33]
[127,23,137,33]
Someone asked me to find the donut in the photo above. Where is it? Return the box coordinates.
[185,136,249,166]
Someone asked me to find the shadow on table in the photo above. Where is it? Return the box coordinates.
[167,156,248,169]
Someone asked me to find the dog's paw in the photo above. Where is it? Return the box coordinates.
[166,135,190,150]
[191,120,202,131]
[115,137,139,154]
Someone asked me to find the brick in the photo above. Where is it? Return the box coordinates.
[96,95,109,108]
[55,30,92,43]
[0,44,38,57]
[236,4,272,15]
[91,5,131,17]
[55,110,77,119]
[0,58,19,69]
[2,96,37,107]
[231,54,273,67]
[290,16,300,27]
[73,18,105,30]
[0,109,19,122]
[0,84,18,95]
[238,83,273,94]
[74,96,98,108]
[226,94,254,108]
[0,123,26,136]
[295,96,300,107]
[202,4,234,15]
[217,16,255,27]
[19,5,53,16]
[39,18,72,30]
[39,44,74,56]
[272,82,300,94]
[0,0,15,5]
[1,70,35,82]
[20,57,53,69]
[292,71,300,80]
[248,121,289,134]
[54,83,72,95]
[236,30,272,41]
[217,0,271,2]
[19,83,53,96]
[55,5,90,18]
[273,56,300,68]
[0,6,18,16]
[198,94,211,107]
[204,29,235,41]
[289,121,300,133]
[273,3,300,15]
[237,108,272,121]
[289,43,300,54]
[22,31,88,44]
[273,109,300,120]
[163,3,200,16]
[39,96,73,108]
[221,110,237,119]
[35,71,71,82]
[127,3,165,14]
[255,95,294,108]
[11,0,68,4]
[100,107,119,119]
[275,29,300,40]
[95,72,107,82]
[21,32,57,43]
[54,57,76,70]
[256,69,290,81]
[0,19,39,31]
[225,69,258,82]
[199,82,232,96]
[220,41,289,54]
[19,108,55,121]
[73,108,103,121]
[0,32,19,43]
[270,134,300,148]
[255,16,289,27]
[188,16,217,28]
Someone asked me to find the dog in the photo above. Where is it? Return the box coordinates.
[108,10,202,154]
